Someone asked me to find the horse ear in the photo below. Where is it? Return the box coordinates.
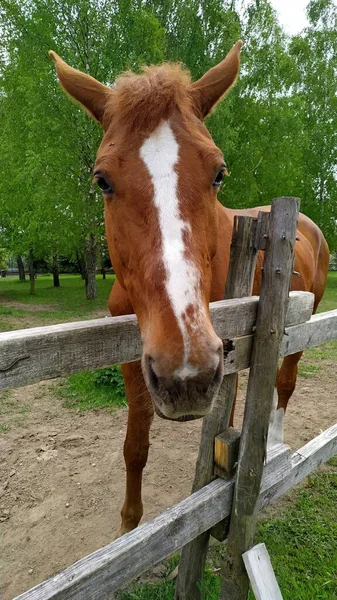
[49,51,112,123]
[188,40,243,119]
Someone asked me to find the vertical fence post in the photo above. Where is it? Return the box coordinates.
[220,197,300,599]
[175,215,259,600]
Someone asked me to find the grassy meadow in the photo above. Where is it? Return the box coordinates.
[0,273,114,330]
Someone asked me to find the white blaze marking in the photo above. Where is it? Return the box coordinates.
[267,388,285,447]
[140,121,203,367]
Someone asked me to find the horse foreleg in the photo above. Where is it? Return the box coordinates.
[268,351,303,447]
[117,361,154,537]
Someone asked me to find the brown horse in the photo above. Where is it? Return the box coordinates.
[50,42,329,536]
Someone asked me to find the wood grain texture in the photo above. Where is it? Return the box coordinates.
[282,290,314,327]
[224,216,258,299]
[214,428,241,479]
[13,424,337,600]
[243,543,283,600]
[220,197,300,600]
[222,305,337,373]
[208,444,292,545]
[280,309,337,356]
[0,291,313,392]
[259,423,337,507]
[254,211,270,251]
[176,216,259,600]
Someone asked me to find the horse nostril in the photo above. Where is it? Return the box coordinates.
[146,356,159,391]
[213,346,224,385]
[213,361,223,385]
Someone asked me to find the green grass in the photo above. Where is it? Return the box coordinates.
[0,274,114,331]
[117,466,337,600]
[116,558,220,600]
[0,271,335,327]
[298,272,337,377]
[246,465,337,599]
[56,365,127,411]
[317,271,337,313]
[298,363,321,378]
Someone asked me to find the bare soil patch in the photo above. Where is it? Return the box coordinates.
[1,300,58,312]
[1,367,336,599]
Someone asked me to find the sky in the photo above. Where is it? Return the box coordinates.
[270,0,309,35]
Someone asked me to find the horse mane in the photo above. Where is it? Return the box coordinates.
[103,63,193,132]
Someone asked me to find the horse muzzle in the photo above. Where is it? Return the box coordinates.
[142,347,224,421]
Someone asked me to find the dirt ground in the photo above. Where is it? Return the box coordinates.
[1,367,337,600]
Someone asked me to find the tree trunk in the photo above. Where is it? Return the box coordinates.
[85,235,97,300]
[28,249,36,295]
[76,251,87,281]
[53,271,60,287]
[52,255,60,287]
[17,256,26,281]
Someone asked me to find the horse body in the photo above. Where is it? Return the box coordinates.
[50,43,329,536]
[108,201,329,533]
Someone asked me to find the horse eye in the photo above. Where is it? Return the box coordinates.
[213,167,225,188]
[95,174,114,195]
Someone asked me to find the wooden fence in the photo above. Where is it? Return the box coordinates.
[1,197,336,600]
[0,290,320,390]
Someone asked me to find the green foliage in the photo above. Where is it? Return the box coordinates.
[0,248,9,271]
[93,365,126,397]
[0,0,166,297]
[0,0,337,283]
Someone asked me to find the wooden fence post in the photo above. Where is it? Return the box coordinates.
[175,216,259,600]
[220,197,300,599]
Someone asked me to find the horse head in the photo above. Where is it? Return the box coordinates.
[50,41,242,421]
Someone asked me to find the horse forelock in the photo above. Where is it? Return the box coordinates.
[103,63,193,132]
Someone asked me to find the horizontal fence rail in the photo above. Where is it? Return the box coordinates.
[280,308,337,356]
[0,291,314,391]
[13,423,337,600]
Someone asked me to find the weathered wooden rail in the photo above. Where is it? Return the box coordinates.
[3,197,337,600]
[0,290,320,390]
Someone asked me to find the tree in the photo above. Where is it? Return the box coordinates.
[17,256,26,281]
[0,248,9,275]
[0,0,166,298]
[1,0,335,289]
[289,0,337,248]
